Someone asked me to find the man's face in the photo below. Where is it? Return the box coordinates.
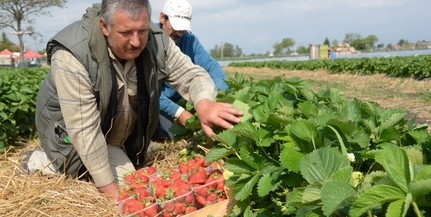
[100,9,150,61]
[159,14,186,42]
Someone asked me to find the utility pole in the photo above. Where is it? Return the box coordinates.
[220,41,224,59]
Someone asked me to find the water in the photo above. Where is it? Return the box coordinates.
[218,49,431,67]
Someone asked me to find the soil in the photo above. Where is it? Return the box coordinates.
[224,66,431,130]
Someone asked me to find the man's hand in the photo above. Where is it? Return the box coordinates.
[195,99,243,137]
[97,181,119,201]
[178,110,193,126]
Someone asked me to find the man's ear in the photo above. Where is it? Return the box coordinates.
[99,19,109,36]
[159,13,166,24]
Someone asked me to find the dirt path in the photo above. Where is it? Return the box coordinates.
[224,66,431,130]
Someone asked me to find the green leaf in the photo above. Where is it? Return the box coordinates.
[239,145,263,170]
[231,122,258,142]
[290,119,317,143]
[299,147,350,184]
[232,100,253,122]
[408,179,431,196]
[404,147,423,166]
[385,199,405,217]
[279,146,304,173]
[297,101,319,118]
[257,173,278,197]
[206,147,230,162]
[225,158,256,174]
[233,174,260,201]
[302,183,322,204]
[349,185,406,217]
[321,180,357,216]
[330,167,353,183]
[375,145,411,193]
[213,130,237,147]
[386,193,411,217]
[414,165,431,180]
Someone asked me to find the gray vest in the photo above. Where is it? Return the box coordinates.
[35,4,170,177]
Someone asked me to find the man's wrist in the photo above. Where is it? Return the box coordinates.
[174,106,185,119]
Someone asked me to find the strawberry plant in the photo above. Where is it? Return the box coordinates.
[173,74,431,216]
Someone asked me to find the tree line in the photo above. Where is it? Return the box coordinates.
[209,33,431,59]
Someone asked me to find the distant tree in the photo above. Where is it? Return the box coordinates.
[209,42,243,58]
[343,33,362,45]
[398,39,408,46]
[0,32,15,51]
[223,42,234,58]
[332,39,339,47]
[376,43,385,50]
[364,35,379,51]
[323,37,330,47]
[296,45,309,55]
[234,45,243,57]
[273,37,295,55]
[343,33,379,51]
[0,0,67,66]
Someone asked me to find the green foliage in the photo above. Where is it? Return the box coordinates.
[174,73,431,216]
[0,68,47,152]
[228,55,431,80]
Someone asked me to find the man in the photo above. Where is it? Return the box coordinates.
[153,0,230,140]
[25,0,242,200]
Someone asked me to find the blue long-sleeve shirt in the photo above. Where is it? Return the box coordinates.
[159,29,229,118]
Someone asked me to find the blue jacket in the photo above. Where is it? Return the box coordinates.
[159,27,229,118]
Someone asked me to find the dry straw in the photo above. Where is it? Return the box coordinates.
[1,139,187,217]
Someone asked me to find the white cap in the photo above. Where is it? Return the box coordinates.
[162,0,192,31]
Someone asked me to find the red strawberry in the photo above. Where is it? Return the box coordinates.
[195,186,209,197]
[188,171,207,184]
[185,206,197,214]
[146,166,156,176]
[143,204,158,217]
[178,162,190,174]
[173,202,186,215]
[206,192,218,204]
[195,195,206,207]
[184,193,194,204]
[123,198,144,214]
[164,201,175,213]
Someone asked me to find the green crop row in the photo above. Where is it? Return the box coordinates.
[228,55,431,79]
[0,68,47,152]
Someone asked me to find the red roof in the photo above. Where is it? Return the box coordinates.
[24,49,44,59]
[0,48,13,56]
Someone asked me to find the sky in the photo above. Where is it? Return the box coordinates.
[10,0,431,55]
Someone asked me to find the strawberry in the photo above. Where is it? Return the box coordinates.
[185,206,197,214]
[195,195,206,207]
[143,204,158,217]
[173,202,186,215]
[123,198,144,214]
[194,185,209,198]
[184,192,194,204]
[206,192,218,204]
[146,166,156,176]
[188,170,207,184]
[164,201,175,213]
[178,162,189,174]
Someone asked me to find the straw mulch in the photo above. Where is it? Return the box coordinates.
[0,139,188,217]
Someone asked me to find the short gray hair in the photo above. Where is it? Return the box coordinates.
[100,0,151,27]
